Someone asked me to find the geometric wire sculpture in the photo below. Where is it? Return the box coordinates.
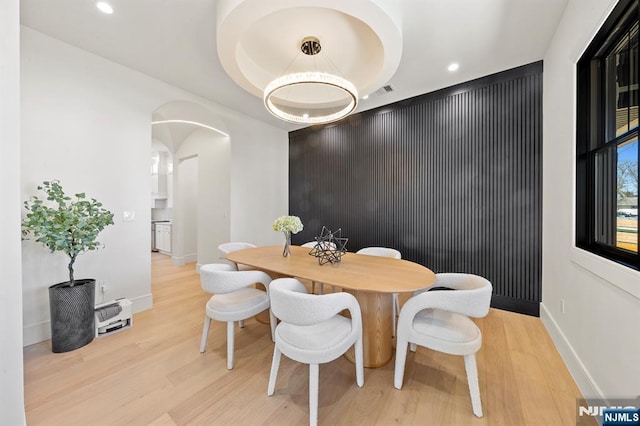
[308,226,348,265]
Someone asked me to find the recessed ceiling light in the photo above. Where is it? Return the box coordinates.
[302,113,309,119]
[96,2,113,14]
[362,95,369,100]
[448,63,459,72]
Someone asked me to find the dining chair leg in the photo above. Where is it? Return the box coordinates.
[226,321,235,370]
[238,319,244,328]
[394,339,408,390]
[311,281,325,295]
[354,337,364,387]
[269,310,277,342]
[309,363,319,426]
[267,347,281,396]
[464,353,483,417]
[200,316,211,353]
[391,293,398,337]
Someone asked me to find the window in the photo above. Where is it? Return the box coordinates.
[577,0,639,268]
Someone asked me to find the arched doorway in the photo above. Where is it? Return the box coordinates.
[151,100,231,269]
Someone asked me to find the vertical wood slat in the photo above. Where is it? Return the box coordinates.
[289,62,543,314]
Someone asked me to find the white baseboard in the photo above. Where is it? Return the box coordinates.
[172,253,197,266]
[130,293,153,314]
[540,302,604,399]
[23,293,153,347]
[23,320,51,347]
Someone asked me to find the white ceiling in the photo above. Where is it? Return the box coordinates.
[20,0,569,132]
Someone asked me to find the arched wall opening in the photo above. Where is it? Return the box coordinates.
[151,100,231,269]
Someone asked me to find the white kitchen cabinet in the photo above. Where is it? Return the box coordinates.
[155,223,172,254]
[151,151,168,199]
[151,151,174,208]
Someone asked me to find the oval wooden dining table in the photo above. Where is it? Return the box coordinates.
[227,245,436,368]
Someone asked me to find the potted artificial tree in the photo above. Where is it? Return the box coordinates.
[22,180,114,353]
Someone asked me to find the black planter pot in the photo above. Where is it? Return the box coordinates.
[49,279,95,353]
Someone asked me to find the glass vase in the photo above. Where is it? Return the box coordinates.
[282,231,291,257]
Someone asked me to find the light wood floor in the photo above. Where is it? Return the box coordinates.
[24,253,584,425]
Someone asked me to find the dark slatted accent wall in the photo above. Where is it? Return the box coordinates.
[289,62,542,316]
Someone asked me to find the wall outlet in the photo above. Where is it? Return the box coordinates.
[99,281,108,294]
[122,211,136,222]
[560,299,565,314]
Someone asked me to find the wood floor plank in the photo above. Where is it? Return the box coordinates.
[23,253,584,425]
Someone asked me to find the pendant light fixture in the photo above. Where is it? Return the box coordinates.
[216,0,403,127]
[263,36,358,125]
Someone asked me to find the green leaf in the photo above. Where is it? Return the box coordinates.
[22,180,114,282]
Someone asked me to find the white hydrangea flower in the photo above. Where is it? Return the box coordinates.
[272,215,304,233]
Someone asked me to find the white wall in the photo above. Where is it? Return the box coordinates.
[542,0,640,399]
[20,27,288,345]
[1,0,26,422]
[176,155,199,262]
[174,128,231,266]
[230,122,289,244]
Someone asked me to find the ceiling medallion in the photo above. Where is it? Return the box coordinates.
[263,37,358,125]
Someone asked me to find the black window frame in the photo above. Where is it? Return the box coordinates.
[576,0,640,269]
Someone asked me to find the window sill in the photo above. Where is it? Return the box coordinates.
[570,247,640,300]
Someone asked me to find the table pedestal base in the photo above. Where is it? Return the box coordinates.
[344,290,393,368]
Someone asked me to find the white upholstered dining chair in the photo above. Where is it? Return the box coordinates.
[267,278,364,426]
[393,273,493,417]
[199,263,276,370]
[356,247,402,335]
[218,241,256,271]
